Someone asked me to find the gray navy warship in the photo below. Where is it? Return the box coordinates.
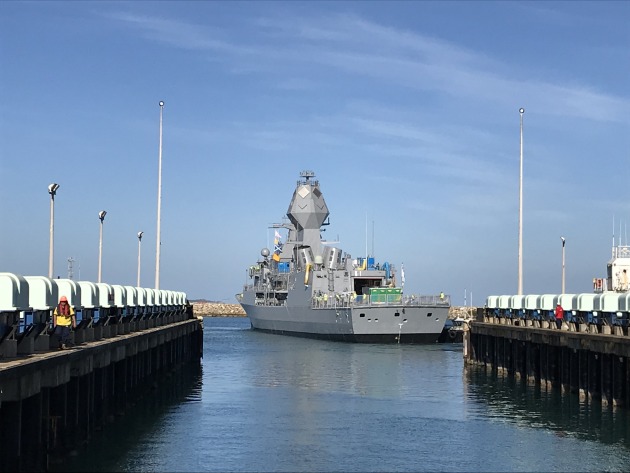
[236,170,449,343]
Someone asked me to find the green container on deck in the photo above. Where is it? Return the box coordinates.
[370,287,402,303]
[370,288,385,303]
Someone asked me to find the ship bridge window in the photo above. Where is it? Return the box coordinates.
[427,312,432,317]
[394,312,400,317]
[360,313,365,318]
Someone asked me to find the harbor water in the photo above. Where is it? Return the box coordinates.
[55,317,630,472]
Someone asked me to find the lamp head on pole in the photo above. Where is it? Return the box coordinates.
[98,210,107,222]
[561,236,566,246]
[138,231,144,241]
[48,183,60,196]
[159,100,165,107]
[519,107,525,114]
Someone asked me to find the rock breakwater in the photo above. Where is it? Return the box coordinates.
[449,306,478,319]
[192,301,246,317]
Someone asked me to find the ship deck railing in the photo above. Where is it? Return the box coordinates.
[612,245,630,259]
[312,294,450,309]
[242,284,450,309]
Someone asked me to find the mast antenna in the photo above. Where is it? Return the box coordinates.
[372,219,375,259]
[365,211,368,259]
[612,214,615,258]
[67,256,75,280]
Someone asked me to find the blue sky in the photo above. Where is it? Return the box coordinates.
[1,1,628,304]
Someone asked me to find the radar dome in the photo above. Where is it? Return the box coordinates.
[261,248,270,257]
[314,255,323,264]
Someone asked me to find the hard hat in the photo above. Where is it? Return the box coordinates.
[60,295,68,302]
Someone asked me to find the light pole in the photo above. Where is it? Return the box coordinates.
[137,231,144,287]
[98,210,107,283]
[518,107,525,295]
[561,236,566,293]
[48,183,60,278]
[155,100,165,290]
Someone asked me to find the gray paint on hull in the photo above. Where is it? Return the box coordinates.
[242,302,447,343]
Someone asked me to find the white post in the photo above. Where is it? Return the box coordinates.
[561,236,566,293]
[155,101,165,290]
[518,107,525,295]
[137,231,144,287]
[49,195,54,278]
[48,183,59,278]
[98,210,107,283]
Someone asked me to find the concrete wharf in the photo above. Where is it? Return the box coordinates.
[464,302,630,409]
[0,273,203,472]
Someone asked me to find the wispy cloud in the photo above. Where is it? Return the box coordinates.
[103,11,252,55]
[101,6,628,234]
[104,10,629,124]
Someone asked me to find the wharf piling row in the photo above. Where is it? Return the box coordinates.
[464,309,630,408]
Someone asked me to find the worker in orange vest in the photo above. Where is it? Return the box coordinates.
[53,295,76,349]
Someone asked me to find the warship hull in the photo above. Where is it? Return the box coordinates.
[244,306,447,343]
[241,283,448,344]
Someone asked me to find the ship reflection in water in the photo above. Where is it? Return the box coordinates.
[249,329,460,405]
